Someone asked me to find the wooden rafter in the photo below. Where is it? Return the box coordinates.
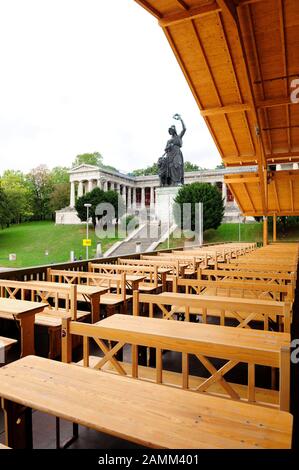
[133,0,161,19]
[266,152,299,162]
[272,180,281,212]
[227,183,245,213]
[200,103,251,116]
[159,4,221,27]
[175,0,189,10]
[217,0,238,23]
[217,11,255,156]
[190,19,240,156]
[256,97,293,109]
[243,183,256,211]
[246,4,272,155]
[289,180,294,211]
[278,0,291,153]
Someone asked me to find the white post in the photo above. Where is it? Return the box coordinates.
[133,187,137,209]
[97,179,102,188]
[70,181,75,208]
[103,180,108,192]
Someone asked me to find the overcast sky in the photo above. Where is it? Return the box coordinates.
[0,0,221,175]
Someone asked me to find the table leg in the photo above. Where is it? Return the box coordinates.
[2,399,33,449]
[90,294,100,323]
[18,314,35,357]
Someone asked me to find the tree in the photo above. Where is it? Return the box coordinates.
[184,161,200,172]
[72,152,103,168]
[132,161,202,176]
[50,166,70,184]
[174,182,224,232]
[1,170,33,224]
[215,162,225,169]
[75,187,124,228]
[26,165,54,220]
[49,167,70,213]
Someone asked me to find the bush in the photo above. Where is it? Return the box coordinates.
[174,182,224,232]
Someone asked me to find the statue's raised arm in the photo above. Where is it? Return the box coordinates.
[173,113,186,139]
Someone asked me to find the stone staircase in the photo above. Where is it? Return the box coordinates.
[106,221,169,257]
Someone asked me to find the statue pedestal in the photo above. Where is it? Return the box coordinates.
[155,186,180,224]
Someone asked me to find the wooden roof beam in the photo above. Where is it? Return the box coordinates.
[134,1,162,19]
[176,0,189,10]
[272,180,281,213]
[201,103,251,117]
[217,0,238,23]
[266,152,299,162]
[256,97,294,109]
[159,3,221,27]
[243,183,256,211]
[224,175,259,184]
[289,180,294,211]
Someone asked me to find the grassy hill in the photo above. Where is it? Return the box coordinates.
[0,221,118,268]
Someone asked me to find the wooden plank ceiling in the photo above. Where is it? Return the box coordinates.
[134,0,299,216]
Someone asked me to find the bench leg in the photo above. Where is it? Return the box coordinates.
[56,418,79,449]
[2,399,33,449]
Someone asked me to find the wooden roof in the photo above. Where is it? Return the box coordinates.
[134,0,299,215]
[225,170,299,216]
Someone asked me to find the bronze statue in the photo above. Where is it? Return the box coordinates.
[158,114,186,187]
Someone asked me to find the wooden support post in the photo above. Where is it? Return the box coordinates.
[279,346,290,412]
[61,316,72,364]
[263,216,268,246]
[273,214,277,242]
[2,399,33,449]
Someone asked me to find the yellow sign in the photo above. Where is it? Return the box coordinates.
[83,239,92,247]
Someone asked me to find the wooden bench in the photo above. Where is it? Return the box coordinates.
[118,257,186,277]
[61,314,291,411]
[133,291,292,332]
[0,281,91,359]
[0,356,292,449]
[173,277,294,304]
[0,336,18,365]
[142,254,198,277]
[47,269,131,317]
[88,262,167,292]
[0,297,47,357]
[197,267,296,289]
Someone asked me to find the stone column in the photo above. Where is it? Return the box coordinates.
[222,182,227,204]
[141,187,145,208]
[97,179,102,189]
[127,187,132,209]
[70,181,75,208]
[88,180,93,192]
[121,185,127,208]
[78,181,84,198]
[103,180,108,192]
[150,186,155,211]
[132,187,137,209]
[116,182,121,194]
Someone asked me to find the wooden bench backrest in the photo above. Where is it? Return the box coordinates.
[61,315,290,411]
[0,280,77,320]
[133,290,292,333]
[173,277,294,303]
[47,269,126,300]
[118,257,182,276]
[88,263,159,286]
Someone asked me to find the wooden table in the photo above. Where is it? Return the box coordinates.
[0,298,47,357]
[30,281,108,323]
[0,355,293,449]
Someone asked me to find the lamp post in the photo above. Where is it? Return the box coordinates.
[84,203,92,260]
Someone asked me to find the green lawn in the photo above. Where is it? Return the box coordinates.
[0,221,119,268]
[158,222,299,250]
